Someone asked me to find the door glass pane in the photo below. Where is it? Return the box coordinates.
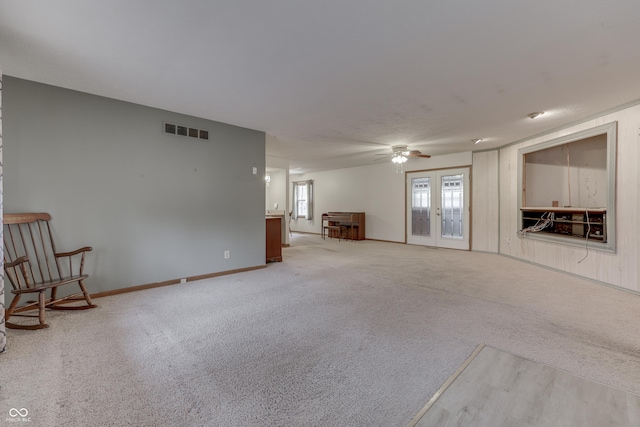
[411,177,431,236]
[441,174,464,239]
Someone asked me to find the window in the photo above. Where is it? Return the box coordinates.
[411,177,431,236]
[441,174,464,239]
[292,180,314,220]
[296,183,307,217]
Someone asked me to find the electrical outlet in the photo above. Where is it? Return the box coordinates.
[224,250,230,259]
[180,278,187,284]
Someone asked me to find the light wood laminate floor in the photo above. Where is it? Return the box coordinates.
[409,345,640,427]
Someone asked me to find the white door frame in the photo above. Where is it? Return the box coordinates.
[406,167,470,250]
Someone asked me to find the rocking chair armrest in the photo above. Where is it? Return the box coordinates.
[4,255,30,269]
[55,246,93,258]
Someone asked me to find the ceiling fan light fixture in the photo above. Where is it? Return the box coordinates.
[527,111,544,120]
[391,153,407,164]
[471,138,483,144]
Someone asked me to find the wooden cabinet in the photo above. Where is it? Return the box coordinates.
[266,217,283,262]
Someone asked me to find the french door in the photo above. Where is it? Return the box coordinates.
[406,168,470,250]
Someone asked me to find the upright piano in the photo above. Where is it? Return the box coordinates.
[321,212,365,240]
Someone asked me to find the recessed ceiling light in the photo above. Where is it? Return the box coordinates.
[527,112,544,119]
[471,138,483,144]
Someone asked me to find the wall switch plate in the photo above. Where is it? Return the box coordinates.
[224,250,230,259]
[252,167,257,175]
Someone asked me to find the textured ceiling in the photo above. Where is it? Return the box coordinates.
[1,1,640,173]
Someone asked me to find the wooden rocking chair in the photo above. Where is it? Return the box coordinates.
[3,213,98,330]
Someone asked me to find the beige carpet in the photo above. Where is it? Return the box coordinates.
[1,234,639,426]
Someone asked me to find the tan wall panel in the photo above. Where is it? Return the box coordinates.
[472,150,499,252]
[499,104,640,292]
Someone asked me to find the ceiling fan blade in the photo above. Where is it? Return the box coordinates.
[407,151,431,158]
[372,146,430,163]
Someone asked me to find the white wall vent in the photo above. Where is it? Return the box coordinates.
[164,122,209,140]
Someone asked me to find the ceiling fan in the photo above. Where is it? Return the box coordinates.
[376,145,431,163]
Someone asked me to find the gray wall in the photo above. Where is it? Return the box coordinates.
[3,77,266,293]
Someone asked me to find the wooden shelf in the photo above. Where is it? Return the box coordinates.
[520,208,606,242]
[520,207,606,213]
